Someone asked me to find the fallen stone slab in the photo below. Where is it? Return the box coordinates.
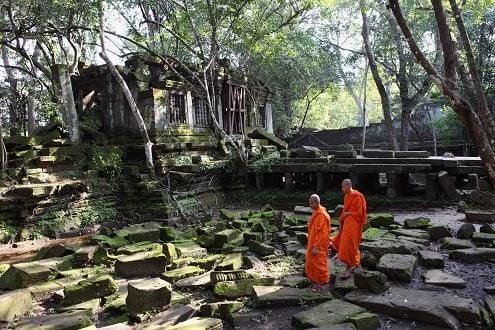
[192,255,224,271]
[168,257,194,270]
[137,304,198,329]
[59,298,100,316]
[33,243,73,260]
[165,317,223,330]
[63,274,118,305]
[210,270,260,285]
[428,225,452,241]
[200,301,244,319]
[345,287,480,329]
[296,232,308,246]
[175,242,207,258]
[248,240,276,256]
[440,237,475,250]
[334,274,356,292]
[456,223,476,239]
[465,210,495,223]
[404,217,431,229]
[213,278,275,298]
[362,149,394,158]
[226,311,264,327]
[116,241,163,255]
[216,253,242,271]
[472,232,495,245]
[481,223,495,234]
[367,213,395,228]
[115,251,167,278]
[161,266,205,283]
[349,312,381,330]
[390,229,429,240]
[422,269,466,288]
[395,151,430,158]
[280,275,312,288]
[126,278,172,314]
[418,250,444,268]
[353,269,388,293]
[294,206,313,215]
[175,271,212,289]
[401,236,430,246]
[438,170,460,200]
[0,262,52,289]
[377,254,417,282]
[485,295,495,321]
[73,246,98,265]
[117,223,161,242]
[484,285,495,294]
[15,310,93,330]
[252,286,332,307]
[292,299,366,329]
[92,234,129,249]
[449,248,495,263]
[360,239,423,259]
[362,228,394,241]
[0,289,33,322]
[360,251,377,270]
[214,229,241,248]
[249,129,288,149]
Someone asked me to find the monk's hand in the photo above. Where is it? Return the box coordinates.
[311,247,319,256]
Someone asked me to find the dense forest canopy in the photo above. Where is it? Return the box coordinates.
[0,0,494,137]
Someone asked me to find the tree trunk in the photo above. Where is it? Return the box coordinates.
[51,64,80,143]
[1,45,21,136]
[448,0,495,144]
[99,3,154,173]
[400,107,412,151]
[360,0,399,151]
[388,0,495,185]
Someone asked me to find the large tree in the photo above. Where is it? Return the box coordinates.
[389,0,495,185]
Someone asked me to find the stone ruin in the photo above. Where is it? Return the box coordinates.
[0,204,494,329]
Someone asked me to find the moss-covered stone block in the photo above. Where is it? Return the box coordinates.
[62,274,118,306]
[216,253,242,271]
[214,229,241,247]
[116,241,163,255]
[126,278,172,314]
[33,243,73,260]
[0,262,52,289]
[161,266,205,283]
[0,289,33,322]
[248,240,275,257]
[160,226,180,242]
[404,217,431,229]
[15,309,93,330]
[115,251,167,278]
[93,246,118,266]
[192,254,224,270]
[163,242,178,263]
[367,213,396,228]
[92,235,129,249]
[213,278,275,298]
[220,209,237,221]
[175,242,207,258]
[349,312,381,330]
[200,301,244,319]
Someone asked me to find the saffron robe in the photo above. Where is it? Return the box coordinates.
[305,206,331,285]
[332,189,367,267]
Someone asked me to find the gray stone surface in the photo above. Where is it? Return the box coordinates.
[428,225,452,242]
[353,268,388,293]
[418,250,444,268]
[439,237,475,250]
[480,224,495,234]
[292,299,366,329]
[456,223,475,239]
[115,252,167,278]
[360,239,423,259]
[15,310,93,330]
[137,304,198,329]
[164,317,223,330]
[438,171,460,200]
[377,254,417,282]
[345,287,480,329]
[422,270,466,288]
[472,232,495,245]
[404,217,431,229]
[449,248,495,263]
[252,286,332,307]
[465,210,495,223]
[0,289,33,322]
[126,278,172,314]
[390,229,428,240]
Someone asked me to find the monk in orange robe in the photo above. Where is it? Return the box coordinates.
[331,179,367,279]
[305,194,331,290]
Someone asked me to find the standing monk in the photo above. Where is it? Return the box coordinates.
[331,179,367,279]
[305,194,331,291]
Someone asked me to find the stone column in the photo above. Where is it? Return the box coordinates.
[425,173,439,200]
[186,91,194,127]
[265,102,273,133]
[468,173,480,190]
[386,173,399,198]
[284,172,294,191]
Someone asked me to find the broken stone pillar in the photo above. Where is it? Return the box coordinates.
[425,173,439,200]
[255,173,264,190]
[438,171,460,200]
[316,172,326,194]
[52,64,80,143]
[284,172,294,191]
[126,278,172,314]
[386,173,399,198]
[468,173,480,190]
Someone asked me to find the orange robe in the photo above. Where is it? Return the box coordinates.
[332,189,367,267]
[305,206,331,285]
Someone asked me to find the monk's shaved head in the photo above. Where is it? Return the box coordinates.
[341,179,353,194]
[342,179,353,187]
[309,194,320,203]
[309,194,320,209]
